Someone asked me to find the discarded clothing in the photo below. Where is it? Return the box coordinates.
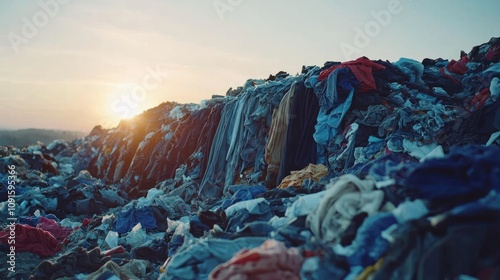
[278,164,328,189]
[209,239,304,280]
[0,224,61,258]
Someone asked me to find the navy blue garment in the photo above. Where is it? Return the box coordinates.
[403,145,500,203]
[277,81,320,184]
[232,221,276,238]
[198,210,227,229]
[167,234,184,256]
[18,216,41,227]
[365,153,418,182]
[164,104,223,180]
[221,185,266,210]
[273,224,311,247]
[115,205,157,234]
[189,216,211,238]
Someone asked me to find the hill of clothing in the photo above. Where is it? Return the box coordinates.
[1,37,500,279]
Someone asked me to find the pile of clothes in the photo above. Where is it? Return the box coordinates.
[1,37,500,279]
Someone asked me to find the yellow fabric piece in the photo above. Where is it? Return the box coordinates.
[277,163,328,189]
[265,83,296,166]
[356,258,385,280]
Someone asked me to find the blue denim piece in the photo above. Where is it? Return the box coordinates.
[368,153,418,182]
[347,212,398,267]
[115,204,157,234]
[168,234,185,256]
[314,68,357,161]
[199,100,238,199]
[221,185,266,210]
[364,140,386,158]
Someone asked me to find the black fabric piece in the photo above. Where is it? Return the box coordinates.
[198,210,227,229]
[277,81,320,185]
[190,220,211,237]
[30,247,106,280]
[131,242,169,264]
[339,212,369,246]
[225,209,273,233]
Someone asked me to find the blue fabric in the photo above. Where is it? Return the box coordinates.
[368,153,418,182]
[403,145,500,201]
[394,58,425,84]
[18,214,60,227]
[190,219,211,238]
[447,191,500,217]
[115,205,157,234]
[18,216,41,227]
[221,185,266,210]
[168,234,185,256]
[225,199,273,233]
[314,68,358,164]
[0,175,26,201]
[347,212,398,267]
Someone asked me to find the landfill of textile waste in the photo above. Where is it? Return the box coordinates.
[1,37,500,279]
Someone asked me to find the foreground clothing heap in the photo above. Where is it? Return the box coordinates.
[1,37,500,279]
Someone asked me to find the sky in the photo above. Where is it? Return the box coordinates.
[0,0,499,132]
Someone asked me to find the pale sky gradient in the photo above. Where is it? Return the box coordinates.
[1,0,499,132]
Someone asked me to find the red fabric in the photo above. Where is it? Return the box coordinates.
[468,88,491,112]
[82,218,92,227]
[0,224,61,258]
[36,217,73,242]
[318,57,385,92]
[446,55,469,75]
[485,45,500,63]
[102,245,127,256]
[209,240,304,280]
[439,67,462,84]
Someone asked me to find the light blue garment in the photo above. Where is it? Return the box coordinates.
[199,100,238,200]
[305,75,320,89]
[314,68,355,164]
[394,58,425,85]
